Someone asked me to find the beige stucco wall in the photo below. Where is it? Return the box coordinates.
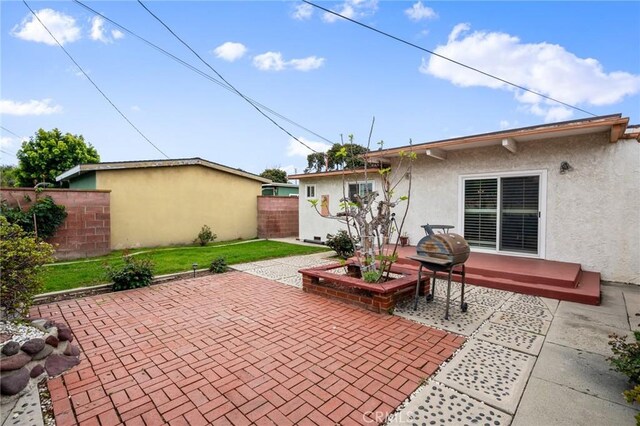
[390,132,640,284]
[299,133,640,284]
[96,165,261,249]
[298,174,386,242]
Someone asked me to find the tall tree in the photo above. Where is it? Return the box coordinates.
[259,168,288,183]
[304,142,369,173]
[16,128,100,187]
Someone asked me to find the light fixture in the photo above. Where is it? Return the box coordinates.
[192,263,198,278]
[560,161,573,174]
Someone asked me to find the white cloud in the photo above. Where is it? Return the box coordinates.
[90,16,124,44]
[131,105,141,112]
[1,136,14,150]
[253,52,325,72]
[253,52,286,71]
[292,3,313,20]
[499,120,510,130]
[421,24,640,121]
[289,56,325,71]
[286,138,331,157]
[11,9,81,46]
[405,1,437,21]
[322,0,378,23]
[0,99,63,116]
[213,41,247,62]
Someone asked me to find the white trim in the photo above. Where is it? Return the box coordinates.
[457,169,547,259]
[305,184,316,199]
[55,165,81,182]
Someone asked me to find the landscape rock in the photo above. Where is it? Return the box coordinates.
[21,338,46,355]
[63,344,80,357]
[57,328,73,342]
[30,364,45,378]
[45,335,59,348]
[1,341,20,356]
[0,352,32,371]
[32,345,54,361]
[0,367,30,396]
[45,354,80,377]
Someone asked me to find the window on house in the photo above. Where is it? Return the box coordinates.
[306,184,316,198]
[348,182,373,202]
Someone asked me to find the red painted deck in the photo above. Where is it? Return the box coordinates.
[391,246,600,305]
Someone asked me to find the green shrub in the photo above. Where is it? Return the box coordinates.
[362,270,381,283]
[0,216,54,318]
[326,230,357,258]
[1,195,67,239]
[609,331,640,383]
[608,331,640,423]
[194,225,216,246]
[209,256,228,274]
[106,255,154,291]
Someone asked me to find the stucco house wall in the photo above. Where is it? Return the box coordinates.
[298,174,383,242]
[94,165,262,249]
[297,132,640,284]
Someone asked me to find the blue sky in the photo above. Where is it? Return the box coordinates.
[1,1,639,176]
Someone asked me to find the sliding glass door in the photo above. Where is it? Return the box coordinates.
[462,172,544,256]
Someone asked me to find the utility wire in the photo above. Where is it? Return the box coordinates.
[0,126,23,139]
[304,0,597,118]
[22,0,169,159]
[1,148,17,157]
[137,0,320,153]
[72,0,334,146]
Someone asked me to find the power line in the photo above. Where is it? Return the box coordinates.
[0,126,23,139]
[72,0,335,146]
[304,0,597,118]
[22,0,169,159]
[137,0,320,153]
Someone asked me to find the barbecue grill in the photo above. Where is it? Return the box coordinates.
[408,224,470,319]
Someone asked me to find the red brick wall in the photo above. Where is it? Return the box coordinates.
[1,188,111,259]
[257,196,299,238]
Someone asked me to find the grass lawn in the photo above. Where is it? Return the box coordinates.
[41,240,330,294]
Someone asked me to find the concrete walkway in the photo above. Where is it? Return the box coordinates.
[390,280,640,425]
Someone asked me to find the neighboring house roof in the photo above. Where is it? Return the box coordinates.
[365,113,632,160]
[261,183,299,188]
[289,168,382,180]
[56,157,271,184]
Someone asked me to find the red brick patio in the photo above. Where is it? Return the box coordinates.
[32,272,464,425]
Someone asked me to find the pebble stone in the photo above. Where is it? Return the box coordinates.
[30,365,45,378]
[0,352,32,372]
[32,345,54,361]
[1,342,20,356]
[0,368,30,396]
[44,335,59,348]
[20,338,46,356]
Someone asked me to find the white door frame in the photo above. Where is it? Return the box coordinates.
[457,169,547,259]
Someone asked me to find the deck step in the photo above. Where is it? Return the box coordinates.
[465,271,600,305]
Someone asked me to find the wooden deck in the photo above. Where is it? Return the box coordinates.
[390,246,600,305]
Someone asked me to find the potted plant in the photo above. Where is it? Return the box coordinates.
[399,232,409,247]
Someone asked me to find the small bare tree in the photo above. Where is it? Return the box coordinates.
[309,120,416,282]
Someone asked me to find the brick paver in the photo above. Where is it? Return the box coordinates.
[33,271,464,425]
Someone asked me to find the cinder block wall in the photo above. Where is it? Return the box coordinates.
[257,196,299,238]
[1,188,111,259]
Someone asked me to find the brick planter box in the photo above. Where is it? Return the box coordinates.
[300,262,427,314]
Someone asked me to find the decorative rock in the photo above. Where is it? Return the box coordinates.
[32,344,54,361]
[45,335,59,348]
[57,328,73,342]
[0,352,32,371]
[30,364,45,378]
[63,344,80,357]
[1,341,20,356]
[21,338,46,355]
[44,354,80,377]
[0,367,30,396]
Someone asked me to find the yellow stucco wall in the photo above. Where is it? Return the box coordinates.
[95,165,261,249]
